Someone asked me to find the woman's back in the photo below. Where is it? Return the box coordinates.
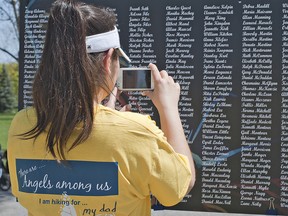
[8,105,192,215]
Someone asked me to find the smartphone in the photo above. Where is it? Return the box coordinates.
[117,68,154,91]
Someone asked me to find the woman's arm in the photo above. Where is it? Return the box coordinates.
[144,63,196,192]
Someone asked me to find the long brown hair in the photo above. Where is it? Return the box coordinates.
[22,0,117,159]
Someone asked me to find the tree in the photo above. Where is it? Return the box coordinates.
[4,62,18,99]
[0,64,16,112]
[0,0,20,62]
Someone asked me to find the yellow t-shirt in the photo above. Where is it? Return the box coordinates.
[8,105,191,216]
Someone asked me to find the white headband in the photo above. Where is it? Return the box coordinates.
[86,27,131,64]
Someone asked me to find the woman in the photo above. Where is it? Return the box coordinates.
[8,0,195,215]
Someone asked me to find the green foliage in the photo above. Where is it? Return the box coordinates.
[0,63,18,112]
[0,113,15,150]
[0,64,16,112]
[5,63,19,100]
[0,63,19,149]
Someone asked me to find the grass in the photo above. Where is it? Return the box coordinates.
[0,112,16,150]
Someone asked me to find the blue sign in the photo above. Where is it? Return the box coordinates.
[16,159,118,196]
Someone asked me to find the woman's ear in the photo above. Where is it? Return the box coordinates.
[103,48,115,74]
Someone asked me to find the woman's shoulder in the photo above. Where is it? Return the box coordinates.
[10,107,36,127]
[13,107,35,119]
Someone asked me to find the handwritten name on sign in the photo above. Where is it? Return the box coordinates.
[16,159,118,196]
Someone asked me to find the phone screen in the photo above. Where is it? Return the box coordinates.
[122,69,152,89]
